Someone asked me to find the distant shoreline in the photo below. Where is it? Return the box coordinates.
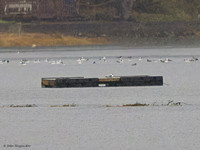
[0,33,109,48]
[1,44,200,52]
[1,21,200,48]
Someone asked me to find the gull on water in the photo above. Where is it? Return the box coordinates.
[20,60,27,66]
[80,57,86,61]
[77,58,82,64]
[159,58,172,63]
[116,57,124,63]
[184,57,198,63]
[147,59,157,63]
[102,57,107,62]
[49,59,64,65]
[105,73,114,77]
[0,59,9,64]
[138,57,143,61]
[57,59,64,64]
[34,59,40,63]
[3,60,9,63]
[192,56,198,61]
[184,59,191,63]
[20,59,29,65]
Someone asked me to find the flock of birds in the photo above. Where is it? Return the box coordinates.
[20,58,65,66]
[0,56,199,66]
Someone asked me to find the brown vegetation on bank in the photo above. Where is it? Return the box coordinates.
[0,33,109,47]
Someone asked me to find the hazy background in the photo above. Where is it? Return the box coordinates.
[0,0,200,47]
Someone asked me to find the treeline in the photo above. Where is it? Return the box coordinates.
[78,0,200,22]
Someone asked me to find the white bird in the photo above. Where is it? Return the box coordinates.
[48,59,54,64]
[78,60,82,64]
[105,74,114,77]
[160,58,172,63]
[34,59,40,63]
[57,59,64,64]
[102,57,107,62]
[139,57,143,61]
[49,59,64,65]
[20,60,27,66]
[80,57,86,61]
[77,58,81,61]
[184,58,191,63]
[20,59,29,65]
[77,58,82,64]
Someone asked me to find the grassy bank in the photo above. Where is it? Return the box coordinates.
[0,33,109,47]
[0,20,15,24]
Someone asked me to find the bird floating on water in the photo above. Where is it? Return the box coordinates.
[34,59,40,63]
[147,59,157,63]
[132,63,137,66]
[0,59,9,64]
[159,58,172,63]
[139,57,143,61]
[184,57,198,63]
[20,60,27,65]
[105,74,114,78]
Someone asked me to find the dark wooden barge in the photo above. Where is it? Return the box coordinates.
[41,76,163,88]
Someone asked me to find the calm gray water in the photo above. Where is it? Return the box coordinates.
[0,46,200,106]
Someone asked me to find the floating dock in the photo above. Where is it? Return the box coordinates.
[41,76,163,88]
